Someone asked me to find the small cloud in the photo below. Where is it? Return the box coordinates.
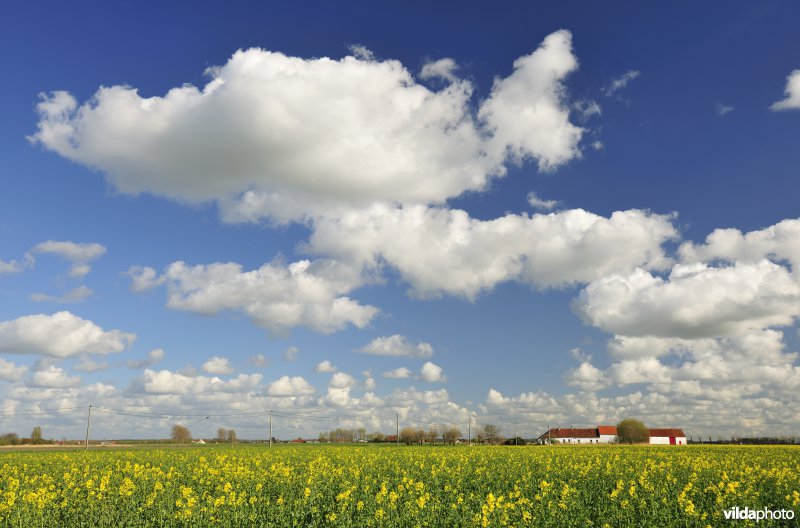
[283,346,299,362]
[527,192,559,211]
[267,375,315,396]
[249,353,268,368]
[125,266,166,292]
[202,356,234,375]
[359,335,433,358]
[382,367,412,379]
[127,348,165,369]
[314,360,338,373]
[0,253,34,275]
[716,102,734,116]
[420,58,459,83]
[419,361,446,383]
[348,44,374,61]
[573,99,602,120]
[329,372,356,389]
[769,70,800,111]
[32,240,106,277]
[74,357,109,372]
[569,347,592,363]
[591,140,604,150]
[29,285,93,304]
[604,70,640,97]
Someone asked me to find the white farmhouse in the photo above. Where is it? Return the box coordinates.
[648,428,686,445]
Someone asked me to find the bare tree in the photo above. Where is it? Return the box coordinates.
[226,429,237,444]
[426,426,438,445]
[171,424,191,443]
[443,427,461,445]
[481,424,500,445]
[217,428,227,443]
[399,426,417,445]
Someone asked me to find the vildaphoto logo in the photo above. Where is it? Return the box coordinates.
[723,506,795,522]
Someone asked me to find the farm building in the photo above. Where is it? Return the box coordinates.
[537,425,686,445]
[648,428,686,445]
[536,427,606,444]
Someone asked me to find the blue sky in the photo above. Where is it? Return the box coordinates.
[1,1,799,440]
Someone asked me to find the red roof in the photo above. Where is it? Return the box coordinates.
[542,428,598,439]
[648,428,685,437]
[597,425,617,435]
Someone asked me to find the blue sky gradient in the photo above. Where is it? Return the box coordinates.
[1,1,798,440]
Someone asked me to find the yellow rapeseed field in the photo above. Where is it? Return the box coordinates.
[0,444,797,527]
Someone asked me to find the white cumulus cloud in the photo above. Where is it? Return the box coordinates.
[31,31,584,225]
[202,356,234,375]
[359,334,433,358]
[0,311,135,358]
[308,205,677,298]
[266,375,315,397]
[382,367,412,379]
[314,360,338,373]
[145,258,378,336]
[419,361,446,383]
[770,69,800,111]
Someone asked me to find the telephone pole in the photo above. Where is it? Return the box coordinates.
[269,410,273,447]
[395,413,399,447]
[84,404,92,450]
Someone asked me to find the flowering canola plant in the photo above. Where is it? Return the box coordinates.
[0,444,797,527]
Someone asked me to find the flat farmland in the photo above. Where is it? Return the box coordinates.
[0,444,797,527]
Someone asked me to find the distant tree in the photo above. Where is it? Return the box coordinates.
[0,432,19,446]
[226,429,237,444]
[443,427,461,445]
[414,428,426,445]
[31,426,44,445]
[616,419,649,444]
[368,432,386,443]
[171,424,191,443]
[426,426,438,445]
[481,424,500,444]
[399,426,417,445]
[504,437,526,446]
[357,427,366,442]
[217,428,227,443]
[318,431,329,443]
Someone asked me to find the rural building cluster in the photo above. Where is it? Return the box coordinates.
[537,426,687,445]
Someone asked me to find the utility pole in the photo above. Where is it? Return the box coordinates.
[547,424,550,445]
[515,423,518,445]
[85,404,92,450]
[269,410,273,447]
[396,413,399,447]
[468,416,471,446]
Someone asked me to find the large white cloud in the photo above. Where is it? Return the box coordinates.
[31,31,583,224]
[148,259,378,336]
[359,334,433,358]
[27,366,81,388]
[135,368,261,395]
[308,204,677,298]
[0,358,27,382]
[0,311,135,358]
[574,261,800,339]
[770,69,800,111]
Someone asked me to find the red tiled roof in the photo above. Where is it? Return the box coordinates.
[597,425,617,435]
[541,428,598,439]
[648,428,685,437]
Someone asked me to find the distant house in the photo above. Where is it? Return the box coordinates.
[648,428,686,445]
[537,427,605,444]
[537,425,686,445]
[597,425,618,443]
